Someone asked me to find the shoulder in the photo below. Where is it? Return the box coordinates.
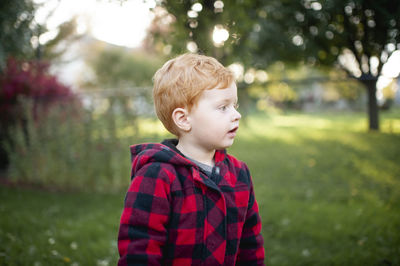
[220,152,253,186]
[130,143,182,177]
[130,143,177,165]
[132,162,178,188]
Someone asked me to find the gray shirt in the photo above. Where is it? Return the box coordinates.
[188,157,220,183]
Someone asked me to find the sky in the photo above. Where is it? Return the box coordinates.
[34,0,155,48]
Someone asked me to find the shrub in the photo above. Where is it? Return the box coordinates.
[0,57,78,170]
[6,95,139,192]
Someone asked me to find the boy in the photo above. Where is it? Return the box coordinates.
[118,53,265,265]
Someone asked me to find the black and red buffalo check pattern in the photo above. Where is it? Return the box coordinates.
[118,141,265,265]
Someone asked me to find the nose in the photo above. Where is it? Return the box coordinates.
[233,108,241,121]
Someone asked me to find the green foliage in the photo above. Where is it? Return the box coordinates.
[325,79,365,101]
[1,110,400,265]
[0,1,81,69]
[149,0,400,129]
[0,57,77,170]
[0,0,36,68]
[38,17,83,62]
[149,0,264,66]
[266,82,298,103]
[248,64,365,109]
[86,47,163,89]
[6,97,139,192]
[381,80,397,100]
[255,0,400,76]
[150,0,400,74]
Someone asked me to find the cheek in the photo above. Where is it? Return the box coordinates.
[193,115,221,133]
[203,118,227,135]
[193,109,216,124]
[191,108,229,134]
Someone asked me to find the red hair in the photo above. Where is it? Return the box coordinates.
[153,53,234,136]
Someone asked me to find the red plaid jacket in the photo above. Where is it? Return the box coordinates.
[118,140,265,265]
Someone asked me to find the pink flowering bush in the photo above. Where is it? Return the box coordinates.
[0,57,79,170]
[0,57,77,125]
[1,58,141,192]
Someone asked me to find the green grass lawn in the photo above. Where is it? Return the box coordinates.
[1,110,400,265]
[0,187,123,266]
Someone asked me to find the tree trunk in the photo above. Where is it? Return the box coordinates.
[361,79,379,131]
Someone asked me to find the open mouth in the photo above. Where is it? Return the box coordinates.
[228,127,238,134]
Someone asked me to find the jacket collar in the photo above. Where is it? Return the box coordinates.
[161,138,226,164]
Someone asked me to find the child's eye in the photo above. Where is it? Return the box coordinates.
[219,105,227,111]
[234,103,239,110]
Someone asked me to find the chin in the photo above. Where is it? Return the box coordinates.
[217,141,235,150]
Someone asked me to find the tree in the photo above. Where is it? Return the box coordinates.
[0,0,82,69]
[144,0,264,117]
[82,45,164,119]
[0,0,36,69]
[85,46,162,89]
[0,0,82,169]
[254,0,400,130]
[147,0,263,66]
[37,17,83,63]
[146,0,400,131]
[0,58,77,170]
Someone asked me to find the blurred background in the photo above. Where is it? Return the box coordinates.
[0,0,399,265]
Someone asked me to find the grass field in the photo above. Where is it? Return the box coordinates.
[1,110,399,265]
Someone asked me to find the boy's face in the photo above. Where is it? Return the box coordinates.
[187,82,241,151]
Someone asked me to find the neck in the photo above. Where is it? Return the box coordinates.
[176,138,215,167]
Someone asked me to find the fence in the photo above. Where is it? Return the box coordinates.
[4,87,157,192]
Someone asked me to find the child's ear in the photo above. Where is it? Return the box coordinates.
[172,107,191,132]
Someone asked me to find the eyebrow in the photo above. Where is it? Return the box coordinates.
[216,97,238,104]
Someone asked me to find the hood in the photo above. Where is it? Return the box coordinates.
[129,139,226,178]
